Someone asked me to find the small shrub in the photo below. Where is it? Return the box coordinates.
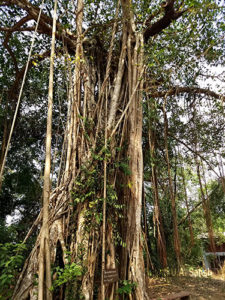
[51,262,83,290]
[117,280,137,296]
[0,243,26,299]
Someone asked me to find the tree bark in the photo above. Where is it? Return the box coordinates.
[196,160,216,253]
[148,107,167,268]
[181,165,194,247]
[38,1,57,299]
[163,98,181,268]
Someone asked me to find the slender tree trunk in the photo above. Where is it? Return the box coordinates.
[148,111,167,268]
[218,154,225,194]
[181,165,194,247]
[101,95,107,300]
[0,117,8,174]
[192,104,216,255]
[163,98,181,268]
[196,160,216,253]
[38,1,57,299]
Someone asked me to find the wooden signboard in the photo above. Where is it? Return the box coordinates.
[103,269,118,284]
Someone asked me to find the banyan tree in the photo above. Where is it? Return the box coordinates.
[0,0,224,299]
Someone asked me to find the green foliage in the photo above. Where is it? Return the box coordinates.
[51,262,83,290]
[71,159,104,233]
[117,280,137,296]
[71,144,125,237]
[0,243,26,299]
[117,161,131,176]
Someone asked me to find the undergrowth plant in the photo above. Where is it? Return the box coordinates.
[0,243,26,299]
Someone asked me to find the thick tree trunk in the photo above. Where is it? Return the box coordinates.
[125,36,146,298]
[13,1,150,299]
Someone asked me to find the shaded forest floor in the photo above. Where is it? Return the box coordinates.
[147,275,225,299]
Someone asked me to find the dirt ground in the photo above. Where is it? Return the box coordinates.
[147,275,225,299]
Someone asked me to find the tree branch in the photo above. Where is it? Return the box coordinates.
[7,48,52,104]
[178,175,223,226]
[0,0,77,52]
[144,0,187,42]
[178,201,203,225]
[0,26,35,32]
[2,15,32,72]
[168,133,220,178]
[149,86,224,100]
